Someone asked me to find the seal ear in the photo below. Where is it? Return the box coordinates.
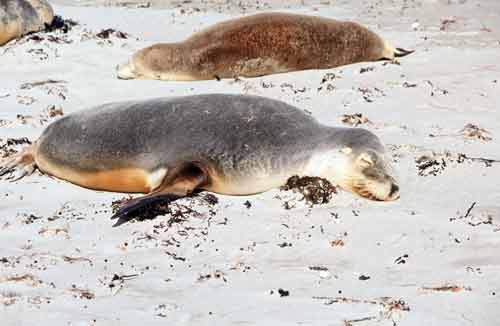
[358,152,374,167]
[340,147,352,155]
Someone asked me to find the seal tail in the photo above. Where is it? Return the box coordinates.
[0,144,37,182]
[394,47,414,58]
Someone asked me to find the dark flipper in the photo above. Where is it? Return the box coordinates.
[394,48,415,58]
[111,162,209,227]
[111,192,185,227]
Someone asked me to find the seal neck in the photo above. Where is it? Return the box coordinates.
[300,127,352,181]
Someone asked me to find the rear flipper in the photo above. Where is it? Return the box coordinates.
[0,145,37,182]
[111,162,209,227]
[111,192,187,227]
[394,48,414,58]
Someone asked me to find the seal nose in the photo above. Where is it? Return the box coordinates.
[388,183,400,200]
[116,62,135,80]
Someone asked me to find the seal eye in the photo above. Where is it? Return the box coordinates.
[358,153,374,167]
[340,147,352,155]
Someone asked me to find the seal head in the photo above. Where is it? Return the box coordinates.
[304,128,399,201]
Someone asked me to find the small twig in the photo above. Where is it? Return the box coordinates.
[20,79,67,90]
[458,154,500,167]
[464,202,476,218]
[313,296,380,306]
[421,285,471,292]
[62,255,92,264]
[428,132,459,138]
[165,251,186,261]
[344,316,377,325]
[120,274,139,280]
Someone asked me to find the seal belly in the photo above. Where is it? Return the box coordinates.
[206,167,292,196]
[35,151,151,193]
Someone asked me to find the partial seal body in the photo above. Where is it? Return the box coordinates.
[0,0,54,45]
[117,13,412,81]
[1,94,400,225]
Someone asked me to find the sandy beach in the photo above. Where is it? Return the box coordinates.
[1,0,500,325]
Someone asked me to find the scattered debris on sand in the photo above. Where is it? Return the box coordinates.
[425,80,449,96]
[69,286,95,300]
[429,123,492,141]
[106,273,139,294]
[457,154,500,167]
[5,104,64,127]
[450,202,499,229]
[415,150,500,176]
[0,292,19,306]
[459,124,493,141]
[382,59,400,66]
[340,113,372,127]
[81,28,132,45]
[1,274,43,287]
[359,66,375,74]
[317,72,338,92]
[19,79,68,100]
[402,81,417,88]
[421,284,471,293]
[280,83,307,94]
[314,296,410,325]
[394,254,409,264]
[62,255,93,265]
[0,137,31,158]
[330,239,345,247]
[197,270,227,283]
[260,80,275,88]
[357,87,385,102]
[44,16,78,34]
[111,193,218,225]
[20,79,67,90]
[96,28,128,39]
[440,16,458,31]
[16,95,36,105]
[415,153,449,176]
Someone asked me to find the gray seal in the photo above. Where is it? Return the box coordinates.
[0,0,54,45]
[117,12,413,81]
[0,94,400,226]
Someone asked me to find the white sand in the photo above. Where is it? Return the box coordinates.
[1,0,500,325]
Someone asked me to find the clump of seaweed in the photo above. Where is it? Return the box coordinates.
[44,16,78,33]
[281,176,337,206]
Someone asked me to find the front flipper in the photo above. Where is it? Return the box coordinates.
[111,162,209,227]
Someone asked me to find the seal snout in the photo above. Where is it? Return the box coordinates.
[116,61,136,80]
[344,149,401,202]
[387,182,400,201]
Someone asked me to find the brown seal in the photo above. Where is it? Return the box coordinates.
[0,0,54,45]
[117,12,413,81]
